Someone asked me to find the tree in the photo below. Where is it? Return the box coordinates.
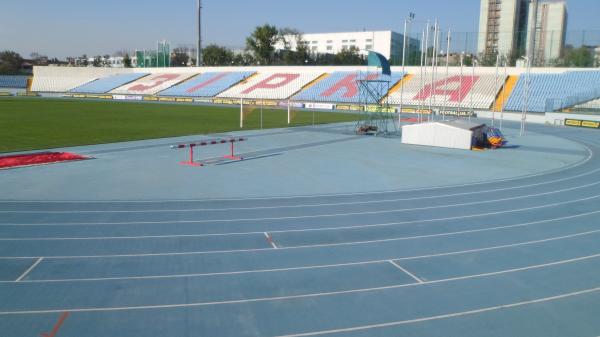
[334,47,364,65]
[246,24,279,65]
[80,54,89,67]
[123,53,132,68]
[103,54,111,67]
[0,51,24,75]
[277,27,311,65]
[558,45,594,68]
[171,47,190,67]
[92,56,102,67]
[480,51,499,67]
[203,44,234,66]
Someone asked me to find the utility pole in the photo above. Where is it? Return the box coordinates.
[196,0,203,66]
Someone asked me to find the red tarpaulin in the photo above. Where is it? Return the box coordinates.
[0,152,90,169]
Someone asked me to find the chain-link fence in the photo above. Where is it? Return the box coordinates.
[395,29,600,68]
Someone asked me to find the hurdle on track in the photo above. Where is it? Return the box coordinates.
[171,137,247,167]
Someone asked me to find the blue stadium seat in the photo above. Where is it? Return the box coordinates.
[160,72,255,97]
[0,76,28,89]
[71,73,149,94]
[505,71,600,112]
[293,72,403,103]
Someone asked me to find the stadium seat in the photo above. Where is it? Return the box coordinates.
[505,71,600,112]
[388,72,502,110]
[71,73,149,94]
[160,71,255,97]
[110,73,198,95]
[0,76,28,89]
[217,72,323,100]
[293,72,404,103]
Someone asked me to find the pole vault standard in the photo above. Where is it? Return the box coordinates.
[171,137,247,167]
[442,29,451,121]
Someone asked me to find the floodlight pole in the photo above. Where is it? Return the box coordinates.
[196,0,203,67]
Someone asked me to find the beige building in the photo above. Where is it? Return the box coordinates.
[478,0,567,65]
[526,1,568,65]
[478,0,529,58]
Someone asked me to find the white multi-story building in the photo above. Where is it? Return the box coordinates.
[526,0,567,65]
[275,30,420,64]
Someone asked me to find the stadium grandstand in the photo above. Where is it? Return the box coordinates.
[24,66,600,115]
[71,73,149,94]
[293,71,404,103]
[387,72,503,110]
[110,73,196,95]
[217,72,324,100]
[505,71,600,113]
[0,75,29,95]
[159,71,255,97]
[0,75,28,89]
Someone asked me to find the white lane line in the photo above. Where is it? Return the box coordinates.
[274,286,600,337]
[14,258,43,282]
[3,229,600,284]
[0,143,591,204]
[264,232,278,249]
[2,215,600,260]
[4,167,600,214]
[2,208,599,242]
[388,261,423,283]
[3,183,600,227]
[1,253,600,315]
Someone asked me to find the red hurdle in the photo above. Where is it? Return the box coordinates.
[171,137,247,167]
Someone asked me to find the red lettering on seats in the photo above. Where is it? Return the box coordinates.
[413,75,479,102]
[241,74,300,94]
[129,74,180,91]
[321,74,379,98]
[186,73,229,94]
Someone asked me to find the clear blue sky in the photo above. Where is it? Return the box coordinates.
[1,0,599,58]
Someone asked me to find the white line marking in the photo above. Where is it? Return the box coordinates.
[3,230,600,284]
[0,142,591,204]
[1,253,599,315]
[2,208,599,242]
[3,183,600,227]
[2,212,600,260]
[4,166,600,214]
[274,287,600,337]
[264,232,277,249]
[15,258,43,282]
[388,260,423,283]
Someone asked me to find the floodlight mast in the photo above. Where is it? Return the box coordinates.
[196,0,203,67]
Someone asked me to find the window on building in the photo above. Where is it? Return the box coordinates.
[327,46,333,51]
[327,40,333,43]
[366,39,373,43]
[366,44,373,50]
[342,40,348,43]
